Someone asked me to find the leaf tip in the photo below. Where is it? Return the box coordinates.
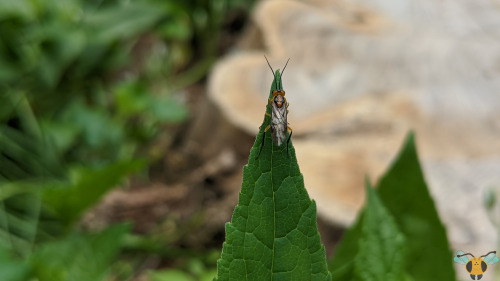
[403,131,417,152]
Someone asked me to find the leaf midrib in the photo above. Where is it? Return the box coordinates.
[270,137,276,281]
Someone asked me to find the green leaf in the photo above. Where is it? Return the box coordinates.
[329,183,407,281]
[149,97,188,123]
[39,120,80,154]
[60,101,124,149]
[375,133,454,280]
[214,70,331,281]
[30,224,130,281]
[0,124,64,181]
[329,133,455,281]
[41,160,144,226]
[200,269,218,281]
[85,3,165,43]
[328,222,359,280]
[149,269,195,281]
[115,80,188,123]
[353,181,406,281]
[0,0,36,21]
[0,181,39,202]
[0,245,30,281]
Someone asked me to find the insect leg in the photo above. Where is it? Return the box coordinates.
[266,93,275,116]
[256,125,271,160]
[286,126,293,158]
[265,98,272,117]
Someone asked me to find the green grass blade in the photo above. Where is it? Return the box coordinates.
[215,70,331,281]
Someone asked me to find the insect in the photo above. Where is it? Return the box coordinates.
[256,56,293,159]
[454,250,499,280]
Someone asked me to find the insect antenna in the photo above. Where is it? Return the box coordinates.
[458,253,475,258]
[264,55,279,91]
[481,251,496,258]
[279,58,291,90]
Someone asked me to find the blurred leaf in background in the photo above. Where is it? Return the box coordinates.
[0,244,30,281]
[30,224,130,281]
[329,133,455,281]
[354,182,406,281]
[148,261,217,281]
[41,160,145,227]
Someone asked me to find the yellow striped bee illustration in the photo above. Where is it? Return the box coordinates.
[454,250,498,280]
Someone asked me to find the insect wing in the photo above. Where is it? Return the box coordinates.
[484,252,499,264]
[270,101,287,146]
[454,250,469,264]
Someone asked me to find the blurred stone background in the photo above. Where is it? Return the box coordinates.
[206,0,500,256]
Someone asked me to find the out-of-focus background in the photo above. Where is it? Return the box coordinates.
[1,0,500,280]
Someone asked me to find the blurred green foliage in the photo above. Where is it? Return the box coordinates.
[149,258,217,281]
[0,0,216,172]
[0,223,129,281]
[30,224,130,281]
[0,0,237,280]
